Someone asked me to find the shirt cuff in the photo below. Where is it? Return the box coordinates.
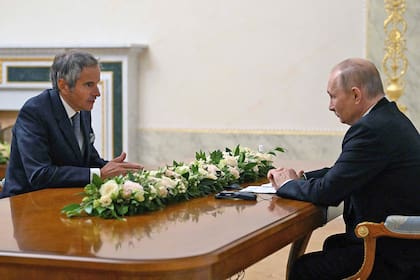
[280,179,294,187]
[90,168,101,182]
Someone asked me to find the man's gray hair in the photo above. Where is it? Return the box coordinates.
[50,50,99,90]
[332,58,385,99]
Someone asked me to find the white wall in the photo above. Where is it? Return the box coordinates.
[0,0,365,133]
[0,0,368,166]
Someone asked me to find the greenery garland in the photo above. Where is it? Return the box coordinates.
[62,145,284,219]
[0,141,10,164]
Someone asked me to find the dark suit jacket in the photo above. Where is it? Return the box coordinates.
[1,89,107,197]
[277,98,420,259]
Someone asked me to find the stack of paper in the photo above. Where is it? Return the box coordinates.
[239,183,276,194]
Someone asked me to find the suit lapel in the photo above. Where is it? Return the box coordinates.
[49,89,84,160]
[80,111,91,161]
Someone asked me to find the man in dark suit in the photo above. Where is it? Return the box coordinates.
[268,58,420,279]
[1,50,142,198]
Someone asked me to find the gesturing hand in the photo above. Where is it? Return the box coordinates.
[100,152,144,179]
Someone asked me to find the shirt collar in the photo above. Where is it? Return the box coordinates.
[59,94,78,119]
[363,103,375,117]
[363,96,387,117]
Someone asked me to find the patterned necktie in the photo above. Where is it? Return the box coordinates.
[71,112,84,153]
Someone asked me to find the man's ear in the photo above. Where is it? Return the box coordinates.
[57,79,69,94]
[351,86,362,104]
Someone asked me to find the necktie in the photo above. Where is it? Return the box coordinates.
[71,112,84,153]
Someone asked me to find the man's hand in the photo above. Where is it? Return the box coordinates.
[100,152,143,179]
[267,167,303,190]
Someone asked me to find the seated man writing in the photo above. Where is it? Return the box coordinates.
[268,58,420,279]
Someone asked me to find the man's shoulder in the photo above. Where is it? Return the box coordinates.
[22,88,56,109]
[352,101,400,131]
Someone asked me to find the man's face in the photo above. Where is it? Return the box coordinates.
[59,65,101,111]
[327,71,359,125]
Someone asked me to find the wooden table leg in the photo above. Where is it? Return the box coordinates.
[286,232,313,280]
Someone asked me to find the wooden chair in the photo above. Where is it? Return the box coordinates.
[346,215,420,280]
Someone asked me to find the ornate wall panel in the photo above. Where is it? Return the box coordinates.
[367,0,419,128]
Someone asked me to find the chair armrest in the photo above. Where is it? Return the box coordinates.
[345,215,420,280]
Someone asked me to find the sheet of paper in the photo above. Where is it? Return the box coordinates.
[239,183,276,194]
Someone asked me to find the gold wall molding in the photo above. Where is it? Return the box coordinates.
[383,0,408,112]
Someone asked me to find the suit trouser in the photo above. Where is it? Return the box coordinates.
[288,233,419,280]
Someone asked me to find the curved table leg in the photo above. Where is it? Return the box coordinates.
[286,232,312,280]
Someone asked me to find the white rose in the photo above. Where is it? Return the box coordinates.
[123,180,142,192]
[149,170,159,177]
[261,153,274,162]
[148,185,157,200]
[93,199,101,208]
[198,167,208,177]
[207,164,220,176]
[164,169,177,178]
[157,185,168,197]
[121,181,140,199]
[121,188,132,199]
[134,192,145,202]
[176,180,187,193]
[100,180,120,198]
[228,166,240,179]
[99,195,112,207]
[175,165,190,175]
[163,176,177,188]
[202,166,218,180]
[253,165,259,173]
[224,155,238,167]
[207,173,218,180]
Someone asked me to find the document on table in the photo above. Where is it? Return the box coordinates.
[239,183,276,194]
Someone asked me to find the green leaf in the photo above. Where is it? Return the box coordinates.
[117,205,129,216]
[195,150,206,161]
[61,203,81,212]
[274,147,285,153]
[84,204,93,214]
[234,144,240,156]
[238,152,245,163]
[209,150,223,164]
[61,203,83,218]
[191,164,198,173]
[92,173,103,186]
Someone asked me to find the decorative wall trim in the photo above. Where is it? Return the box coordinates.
[101,62,123,157]
[139,127,345,136]
[136,129,343,169]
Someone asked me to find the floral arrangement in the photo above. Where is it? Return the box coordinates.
[62,145,284,219]
[0,141,10,164]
